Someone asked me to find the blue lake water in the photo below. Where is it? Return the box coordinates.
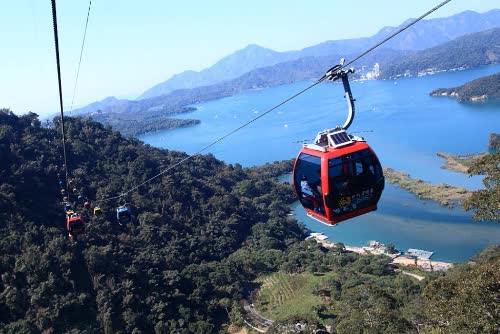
[140,65,500,262]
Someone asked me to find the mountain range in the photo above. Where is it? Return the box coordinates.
[137,9,500,100]
[72,10,500,136]
[380,27,500,78]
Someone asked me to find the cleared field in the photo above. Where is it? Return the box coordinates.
[253,271,337,321]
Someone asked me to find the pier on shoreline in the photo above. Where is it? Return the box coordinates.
[307,233,453,272]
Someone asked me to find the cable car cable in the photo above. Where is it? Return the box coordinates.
[51,0,70,199]
[70,0,92,113]
[96,80,324,203]
[51,0,89,238]
[321,0,452,81]
[93,0,452,203]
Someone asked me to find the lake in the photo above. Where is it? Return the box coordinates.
[139,65,500,262]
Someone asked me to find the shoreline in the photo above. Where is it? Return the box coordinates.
[383,167,470,207]
[307,233,453,272]
[436,152,484,174]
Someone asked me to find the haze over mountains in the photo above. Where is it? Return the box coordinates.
[72,9,500,134]
[138,45,300,100]
[380,27,500,78]
[137,9,500,100]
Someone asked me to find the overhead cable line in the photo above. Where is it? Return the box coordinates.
[96,0,452,203]
[70,0,92,113]
[320,0,452,80]
[97,80,324,202]
[51,0,70,198]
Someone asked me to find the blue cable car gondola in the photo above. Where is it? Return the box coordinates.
[116,205,131,225]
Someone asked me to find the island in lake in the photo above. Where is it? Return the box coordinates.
[430,72,500,101]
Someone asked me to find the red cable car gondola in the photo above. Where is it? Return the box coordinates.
[66,213,86,239]
[292,64,384,225]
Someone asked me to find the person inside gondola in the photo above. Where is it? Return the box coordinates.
[351,159,376,194]
[301,175,322,212]
[312,169,325,213]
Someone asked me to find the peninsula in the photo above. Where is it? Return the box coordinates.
[430,72,500,101]
[436,152,485,173]
[383,167,470,207]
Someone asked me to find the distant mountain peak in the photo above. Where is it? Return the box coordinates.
[101,96,119,103]
[71,96,129,116]
[131,9,500,101]
[244,43,265,49]
[229,44,277,56]
[137,43,295,100]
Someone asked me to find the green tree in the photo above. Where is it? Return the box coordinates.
[423,253,500,333]
[386,242,396,254]
[334,242,346,254]
[462,153,499,222]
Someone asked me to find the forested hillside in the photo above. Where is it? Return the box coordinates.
[0,109,304,333]
[380,28,500,79]
[0,109,498,333]
[430,72,500,101]
[89,106,200,137]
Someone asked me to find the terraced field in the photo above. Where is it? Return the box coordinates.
[253,272,337,321]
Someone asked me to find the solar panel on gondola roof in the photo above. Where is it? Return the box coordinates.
[328,130,353,148]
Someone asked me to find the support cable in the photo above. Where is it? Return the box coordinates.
[97,80,324,202]
[95,0,452,203]
[322,0,452,80]
[51,0,70,199]
[70,0,92,113]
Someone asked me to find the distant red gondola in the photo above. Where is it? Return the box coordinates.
[66,213,86,239]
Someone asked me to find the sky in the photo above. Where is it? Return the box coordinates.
[1,0,499,118]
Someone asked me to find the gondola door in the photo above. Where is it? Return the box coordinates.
[323,147,384,224]
[293,150,328,222]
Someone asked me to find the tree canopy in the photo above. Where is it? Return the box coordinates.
[462,152,500,222]
[0,109,498,333]
[0,109,304,333]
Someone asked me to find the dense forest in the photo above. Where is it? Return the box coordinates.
[89,106,200,137]
[430,72,500,101]
[0,109,498,333]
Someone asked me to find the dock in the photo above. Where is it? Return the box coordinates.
[307,232,328,241]
[406,248,434,260]
[305,234,452,272]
